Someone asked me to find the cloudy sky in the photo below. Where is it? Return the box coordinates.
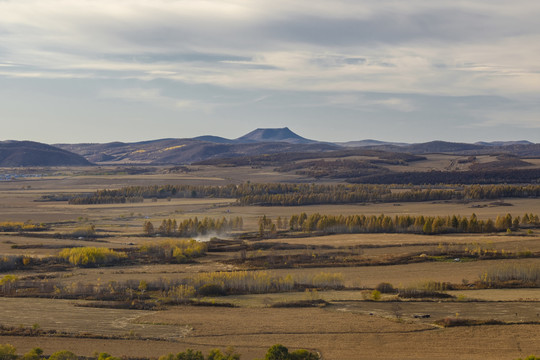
[1,0,539,144]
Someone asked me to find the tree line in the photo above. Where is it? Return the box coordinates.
[263,212,540,235]
[60,183,540,206]
[143,216,244,237]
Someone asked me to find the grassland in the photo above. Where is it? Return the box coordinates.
[0,165,539,359]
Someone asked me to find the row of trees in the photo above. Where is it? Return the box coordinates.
[140,239,207,263]
[1,269,344,302]
[58,247,127,267]
[64,183,540,206]
[259,212,540,235]
[143,217,244,237]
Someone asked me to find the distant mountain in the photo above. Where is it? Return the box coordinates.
[192,135,235,144]
[0,141,92,167]
[338,139,408,147]
[55,137,339,165]
[52,129,540,165]
[475,140,533,146]
[236,127,316,144]
[361,140,540,156]
[403,140,485,153]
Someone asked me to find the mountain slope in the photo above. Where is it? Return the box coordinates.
[0,141,92,167]
[236,127,316,144]
[56,137,340,165]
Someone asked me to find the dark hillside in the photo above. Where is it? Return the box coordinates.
[236,127,316,144]
[0,141,92,167]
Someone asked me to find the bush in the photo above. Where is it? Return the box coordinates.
[370,290,381,301]
[206,347,240,360]
[71,224,96,237]
[198,283,226,297]
[262,345,319,360]
[289,350,319,360]
[21,347,43,360]
[0,344,17,360]
[265,345,289,360]
[375,282,396,294]
[48,350,78,360]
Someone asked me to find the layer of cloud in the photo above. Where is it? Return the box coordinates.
[1,0,539,97]
[0,0,539,143]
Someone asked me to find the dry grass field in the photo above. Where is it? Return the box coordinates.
[1,167,539,360]
[4,304,539,360]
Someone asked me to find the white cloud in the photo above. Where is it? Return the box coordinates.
[99,87,193,109]
[1,0,540,142]
[1,0,539,97]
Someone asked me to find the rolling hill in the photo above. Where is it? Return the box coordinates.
[49,128,540,166]
[0,141,92,167]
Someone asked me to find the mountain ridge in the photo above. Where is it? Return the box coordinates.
[2,128,539,167]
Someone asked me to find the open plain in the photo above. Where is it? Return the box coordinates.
[1,165,539,359]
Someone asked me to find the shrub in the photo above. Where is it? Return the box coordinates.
[375,282,396,294]
[176,349,204,360]
[198,283,226,297]
[370,290,381,301]
[265,345,289,360]
[207,347,241,360]
[0,256,22,271]
[398,281,453,299]
[0,344,17,360]
[21,347,43,360]
[71,224,96,237]
[97,353,121,360]
[434,317,503,327]
[168,285,196,302]
[262,345,319,360]
[289,349,319,360]
[48,350,78,360]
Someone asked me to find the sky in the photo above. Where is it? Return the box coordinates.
[0,0,539,144]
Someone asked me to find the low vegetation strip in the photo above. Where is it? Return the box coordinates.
[0,343,320,360]
[0,270,344,302]
[0,222,49,232]
[434,317,540,327]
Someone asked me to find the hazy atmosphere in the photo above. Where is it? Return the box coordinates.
[1,0,539,143]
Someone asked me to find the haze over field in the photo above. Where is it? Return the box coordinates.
[0,1,539,143]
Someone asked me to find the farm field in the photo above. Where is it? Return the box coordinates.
[0,167,539,360]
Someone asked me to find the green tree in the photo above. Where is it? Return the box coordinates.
[207,347,241,360]
[48,350,78,360]
[21,347,43,360]
[0,344,17,360]
[176,349,204,360]
[289,349,319,360]
[265,344,289,360]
